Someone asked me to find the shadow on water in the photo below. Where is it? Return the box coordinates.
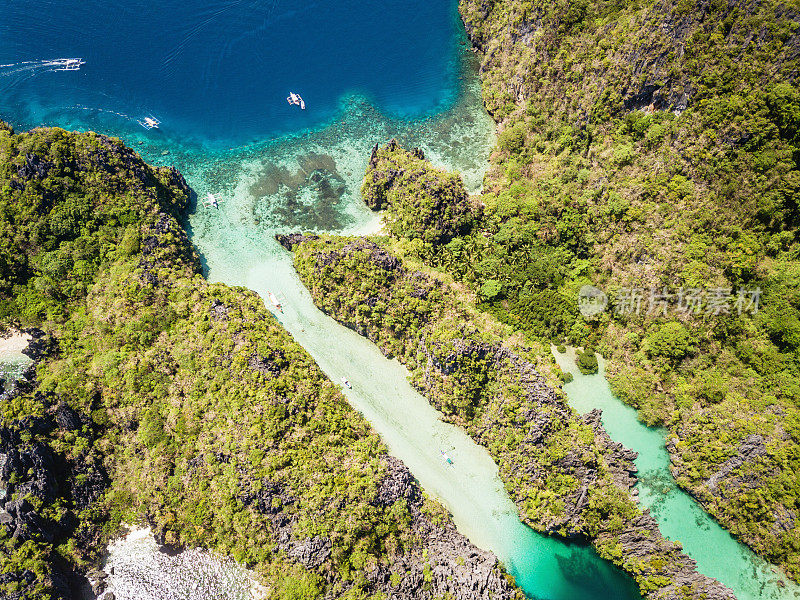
[179,189,210,277]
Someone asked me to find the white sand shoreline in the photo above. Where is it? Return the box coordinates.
[0,330,30,358]
[103,526,268,600]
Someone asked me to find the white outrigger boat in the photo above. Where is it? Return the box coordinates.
[138,116,160,130]
[268,291,283,313]
[341,377,352,389]
[46,58,85,71]
[286,92,305,110]
[203,193,222,209]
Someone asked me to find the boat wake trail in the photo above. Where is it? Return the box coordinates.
[0,58,84,93]
[0,58,84,77]
[70,105,135,121]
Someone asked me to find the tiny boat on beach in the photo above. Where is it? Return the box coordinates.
[440,450,454,466]
[287,92,305,110]
[341,377,352,389]
[268,291,282,312]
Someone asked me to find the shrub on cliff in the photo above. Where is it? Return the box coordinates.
[576,348,599,374]
[644,322,694,363]
[361,140,475,248]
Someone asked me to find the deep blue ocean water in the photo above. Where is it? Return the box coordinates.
[1,0,461,147]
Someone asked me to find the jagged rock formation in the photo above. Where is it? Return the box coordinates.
[291,234,735,599]
[361,140,475,246]
[366,457,520,600]
[0,387,104,599]
[275,232,320,251]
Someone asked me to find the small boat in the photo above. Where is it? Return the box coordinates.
[440,450,454,466]
[286,92,305,110]
[203,193,221,209]
[268,291,282,313]
[46,58,85,71]
[138,116,160,130]
[341,377,352,389]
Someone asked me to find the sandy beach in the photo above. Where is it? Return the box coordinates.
[0,331,30,359]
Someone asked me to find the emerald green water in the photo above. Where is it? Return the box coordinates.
[553,347,800,600]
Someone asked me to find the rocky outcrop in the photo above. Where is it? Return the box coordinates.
[138,212,202,284]
[703,434,767,492]
[361,141,474,245]
[227,455,522,599]
[209,298,230,321]
[20,328,56,362]
[0,422,96,599]
[584,408,639,494]
[598,513,735,600]
[0,438,59,543]
[367,457,522,600]
[275,232,320,251]
[0,370,106,599]
[302,237,404,277]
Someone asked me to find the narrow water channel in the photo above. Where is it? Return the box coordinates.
[187,224,640,599]
[552,347,800,600]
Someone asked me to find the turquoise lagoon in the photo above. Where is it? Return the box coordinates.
[553,348,800,600]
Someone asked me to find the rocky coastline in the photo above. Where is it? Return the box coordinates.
[290,234,735,599]
[0,328,105,599]
[98,454,521,600]
[366,456,521,600]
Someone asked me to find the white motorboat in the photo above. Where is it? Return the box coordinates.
[286,92,305,110]
[47,58,85,71]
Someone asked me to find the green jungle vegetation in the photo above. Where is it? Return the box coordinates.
[293,234,721,598]
[351,0,800,581]
[0,123,500,600]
